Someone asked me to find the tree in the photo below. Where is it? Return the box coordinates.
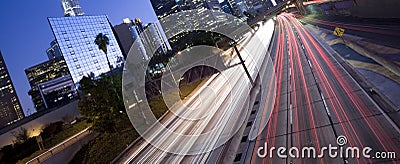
[95,33,113,71]
[78,73,125,133]
[11,127,29,144]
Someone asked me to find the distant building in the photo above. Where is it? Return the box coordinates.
[48,15,125,84]
[205,0,222,11]
[273,0,283,6]
[113,22,134,56]
[0,51,24,128]
[151,0,226,52]
[114,18,169,60]
[150,0,222,20]
[25,57,77,111]
[220,0,233,14]
[262,0,274,10]
[46,40,63,60]
[150,0,182,19]
[142,23,169,56]
[244,0,254,11]
[227,0,249,17]
[61,0,84,17]
[244,0,274,12]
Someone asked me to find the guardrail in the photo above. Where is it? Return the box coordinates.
[26,127,92,164]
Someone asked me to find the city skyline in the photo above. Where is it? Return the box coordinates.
[0,51,24,127]
[0,0,158,116]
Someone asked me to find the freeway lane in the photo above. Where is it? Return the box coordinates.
[249,13,400,164]
[297,15,400,48]
[115,19,276,163]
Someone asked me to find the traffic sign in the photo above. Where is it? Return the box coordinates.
[333,27,345,37]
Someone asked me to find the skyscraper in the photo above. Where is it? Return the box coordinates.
[150,0,182,19]
[25,57,76,111]
[150,0,222,19]
[0,51,24,128]
[113,22,135,56]
[151,0,228,53]
[205,0,222,11]
[46,40,63,60]
[220,0,233,14]
[114,18,169,60]
[48,15,125,84]
[141,23,169,56]
[226,0,249,17]
[61,0,84,17]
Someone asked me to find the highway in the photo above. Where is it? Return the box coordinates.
[114,19,276,163]
[116,13,400,163]
[247,13,400,164]
[297,15,400,48]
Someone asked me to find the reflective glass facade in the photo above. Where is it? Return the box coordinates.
[227,0,249,17]
[35,75,77,111]
[48,15,125,84]
[0,51,24,128]
[46,40,63,60]
[150,0,182,19]
[220,0,233,14]
[25,57,76,111]
[151,0,224,51]
[205,0,221,11]
[61,0,84,17]
[114,18,169,60]
[151,0,221,20]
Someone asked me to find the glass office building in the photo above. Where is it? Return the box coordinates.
[226,0,249,17]
[220,0,233,14]
[114,18,169,60]
[46,40,63,60]
[205,0,221,11]
[48,15,125,84]
[0,51,24,128]
[25,57,77,111]
[61,0,85,17]
[150,0,221,20]
[150,0,182,19]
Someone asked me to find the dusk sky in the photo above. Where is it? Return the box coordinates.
[0,0,158,115]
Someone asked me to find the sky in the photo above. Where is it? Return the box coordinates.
[0,0,158,116]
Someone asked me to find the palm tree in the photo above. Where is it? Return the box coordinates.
[94,33,121,101]
[95,33,113,71]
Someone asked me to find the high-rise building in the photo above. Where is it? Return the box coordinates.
[273,0,282,6]
[141,23,169,56]
[133,18,145,33]
[244,0,254,11]
[150,0,182,19]
[113,22,135,56]
[46,40,63,60]
[61,0,84,17]
[226,0,249,17]
[114,18,169,60]
[243,0,274,11]
[151,0,227,52]
[0,51,24,128]
[205,0,222,11]
[150,0,222,20]
[25,57,77,111]
[260,0,274,10]
[220,0,233,14]
[48,15,125,84]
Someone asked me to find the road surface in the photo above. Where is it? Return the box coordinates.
[114,19,276,163]
[247,13,400,164]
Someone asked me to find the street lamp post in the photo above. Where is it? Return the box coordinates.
[232,42,254,86]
